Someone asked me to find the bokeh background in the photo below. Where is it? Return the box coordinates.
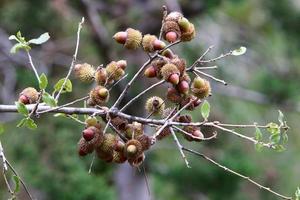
[0,0,300,199]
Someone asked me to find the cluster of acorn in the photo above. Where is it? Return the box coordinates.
[18,87,39,105]
[78,116,151,167]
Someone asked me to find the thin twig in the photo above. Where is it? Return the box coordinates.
[108,74,128,91]
[66,114,86,125]
[158,5,168,40]
[187,45,214,71]
[55,17,85,101]
[194,69,227,85]
[200,50,233,64]
[26,51,40,83]
[182,147,292,200]
[88,153,95,174]
[195,66,218,70]
[29,90,43,118]
[170,128,190,168]
[173,126,217,141]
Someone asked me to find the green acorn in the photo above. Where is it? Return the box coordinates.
[178,17,190,32]
[19,87,39,104]
[161,63,180,84]
[85,116,98,127]
[181,23,196,42]
[125,139,143,160]
[191,77,211,99]
[74,63,95,83]
[89,86,110,106]
[145,96,165,115]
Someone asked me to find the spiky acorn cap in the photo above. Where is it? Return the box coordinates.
[151,59,167,78]
[166,87,182,103]
[116,60,127,70]
[19,87,39,104]
[95,68,107,85]
[165,11,183,22]
[74,63,95,83]
[180,72,191,83]
[111,116,128,131]
[145,96,165,115]
[113,150,127,163]
[130,153,145,167]
[181,23,196,42]
[96,148,114,162]
[125,122,144,139]
[136,134,151,151]
[125,139,143,160]
[191,77,211,99]
[162,21,181,42]
[78,137,94,156]
[89,86,110,106]
[106,61,125,81]
[142,34,157,52]
[171,57,186,75]
[99,133,117,154]
[156,127,171,140]
[161,63,180,84]
[124,28,142,50]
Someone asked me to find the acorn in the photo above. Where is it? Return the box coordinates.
[111,116,128,131]
[113,150,127,163]
[163,21,181,43]
[144,65,157,78]
[125,139,143,160]
[114,140,125,152]
[125,122,144,139]
[145,96,165,115]
[95,133,117,161]
[192,130,204,142]
[171,57,186,75]
[74,63,95,83]
[180,95,201,110]
[95,67,107,85]
[151,59,167,78]
[177,80,189,94]
[85,116,98,127]
[136,134,151,151]
[183,125,197,141]
[113,31,127,44]
[19,87,39,104]
[130,153,145,167]
[116,60,127,70]
[125,28,143,49]
[106,61,125,81]
[89,86,110,106]
[78,137,94,156]
[142,34,157,52]
[181,23,196,42]
[166,87,182,103]
[153,39,166,51]
[82,127,96,141]
[191,77,211,99]
[178,17,190,32]
[161,63,180,84]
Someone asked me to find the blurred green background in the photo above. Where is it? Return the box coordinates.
[0,0,299,199]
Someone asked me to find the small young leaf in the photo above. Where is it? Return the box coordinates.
[39,73,48,90]
[270,133,281,144]
[17,118,27,128]
[13,175,20,193]
[8,35,18,41]
[42,92,57,107]
[201,100,210,120]
[278,110,284,125]
[254,127,262,141]
[10,43,31,54]
[15,101,29,116]
[28,32,50,45]
[255,142,263,152]
[25,118,37,129]
[232,46,247,56]
[0,123,4,135]
[53,78,72,93]
[16,31,26,43]
[266,122,280,134]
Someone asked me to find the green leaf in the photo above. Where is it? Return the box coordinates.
[28,32,50,45]
[17,118,37,129]
[15,101,28,116]
[270,133,281,144]
[278,110,284,125]
[13,175,20,193]
[39,73,48,90]
[0,123,4,135]
[232,46,247,56]
[255,142,263,152]
[17,118,27,128]
[273,144,286,152]
[201,100,210,120]
[42,92,57,107]
[266,122,280,134]
[10,43,31,54]
[53,78,72,93]
[295,187,300,200]
[254,127,262,141]
[16,31,26,43]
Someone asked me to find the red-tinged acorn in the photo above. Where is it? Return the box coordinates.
[161,49,174,59]
[113,31,127,44]
[144,66,157,78]
[178,80,189,94]
[161,63,180,85]
[165,31,178,43]
[116,60,127,70]
[153,39,166,50]
[82,127,95,141]
[192,130,204,141]
[19,87,39,104]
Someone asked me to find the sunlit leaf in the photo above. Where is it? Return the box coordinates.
[53,78,72,93]
[270,133,280,144]
[232,46,247,56]
[15,101,28,116]
[39,73,48,90]
[266,122,280,134]
[42,92,57,107]
[28,32,50,45]
[201,100,210,120]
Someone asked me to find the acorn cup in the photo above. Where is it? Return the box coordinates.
[113,28,142,50]
[105,61,125,82]
[74,63,95,83]
[161,63,180,85]
[77,137,94,156]
[125,122,144,139]
[89,86,110,106]
[113,150,127,164]
[95,67,107,85]
[191,76,211,99]
[125,139,143,161]
[95,133,117,162]
[18,87,39,104]
[136,134,152,151]
[166,87,183,104]
[145,96,165,116]
[181,23,196,42]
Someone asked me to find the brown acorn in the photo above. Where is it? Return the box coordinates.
[106,61,125,81]
[177,80,189,94]
[171,57,186,75]
[145,96,165,115]
[78,137,94,156]
[74,63,95,83]
[191,77,211,99]
[161,63,180,84]
[125,139,143,160]
[144,65,157,78]
[181,23,196,42]
[111,116,128,132]
[124,28,143,50]
[95,67,107,85]
[136,134,152,151]
[19,87,39,104]
[166,87,182,103]
[89,86,110,106]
